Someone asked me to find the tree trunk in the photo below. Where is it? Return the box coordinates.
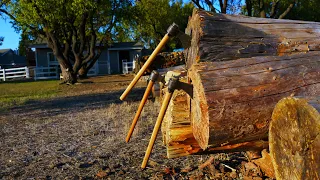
[246,0,252,16]
[270,96,320,180]
[78,63,89,79]
[259,0,266,18]
[56,56,77,84]
[185,9,320,69]
[188,51,320,150]
[60,65,77,84]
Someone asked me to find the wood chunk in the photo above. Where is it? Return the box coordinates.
[270,96,320,180]
[252,149,275,179]
[189,52,320,149]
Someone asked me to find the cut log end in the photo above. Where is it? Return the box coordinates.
[270,96,320,180]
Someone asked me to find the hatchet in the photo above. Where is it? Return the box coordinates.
[119,23,191,101]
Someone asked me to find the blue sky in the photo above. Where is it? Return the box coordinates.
[0,18,20,50]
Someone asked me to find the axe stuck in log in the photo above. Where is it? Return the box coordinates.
[119,23,190,101]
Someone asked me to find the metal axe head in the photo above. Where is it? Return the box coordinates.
[167,23,192,49]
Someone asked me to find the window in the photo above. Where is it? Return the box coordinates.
[47,52,57,62]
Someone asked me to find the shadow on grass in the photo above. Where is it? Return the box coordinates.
[1,87,146,117]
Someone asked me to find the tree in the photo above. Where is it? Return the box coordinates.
[243,0,297,19]
[127,0,194,50]
[5,0,131,84]
[0,36,3,46]
[191,0,298,19]
[18,31,32,56]
[191,0,242,14]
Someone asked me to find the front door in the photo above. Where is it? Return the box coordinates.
[118,50,130,73]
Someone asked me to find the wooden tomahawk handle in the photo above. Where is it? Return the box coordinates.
[141,91,173,169]
[125,80,155,142]
[120,34,170,101]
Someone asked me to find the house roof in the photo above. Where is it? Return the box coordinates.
[0,49,12,56]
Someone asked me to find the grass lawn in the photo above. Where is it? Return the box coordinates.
[0,75,138,109]
[0,80,61,108]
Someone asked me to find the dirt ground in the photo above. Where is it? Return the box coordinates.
[0,75,269,179]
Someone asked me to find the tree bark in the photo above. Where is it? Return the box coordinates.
[78,63,89,79]
[259,0,266,18]
[270,96,320,179]
[185,9,320,69]
[245,0,252,16]
[188,52,320,150]
[278,0,296,19]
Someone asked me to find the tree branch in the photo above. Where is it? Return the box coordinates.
[191,0,204,10]
[204,0,216,13]
[270,0,280,18]
[278,0,296,19]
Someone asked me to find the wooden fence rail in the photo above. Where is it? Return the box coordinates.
[0,67,30,81]
[33,67,59,80]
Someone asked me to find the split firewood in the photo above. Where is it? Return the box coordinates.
[270,96,320,180]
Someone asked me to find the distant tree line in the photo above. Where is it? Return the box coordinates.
[191,0,320,21]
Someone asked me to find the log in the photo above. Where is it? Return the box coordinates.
[185,9,320,68]
[162,88,269,158]
[134,51,185,74]
[189,51,320,150]
[270,96,320,180]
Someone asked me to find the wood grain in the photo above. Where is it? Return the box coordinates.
[270,97,320,180]
[189,52,320,149]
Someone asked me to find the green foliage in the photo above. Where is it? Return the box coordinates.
[240,0,320,21]
[126,0,194,50]
[285,0,320,22]
[18,32,32,56]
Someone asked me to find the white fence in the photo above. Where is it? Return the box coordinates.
[122,60,134,74]
[0,67,30,81]
[0,64,99,82]
[34,67,59,80]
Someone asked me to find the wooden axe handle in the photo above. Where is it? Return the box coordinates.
[120,34,170,100]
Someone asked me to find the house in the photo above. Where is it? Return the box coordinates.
[30,42,144,75]
[0,49,27,69]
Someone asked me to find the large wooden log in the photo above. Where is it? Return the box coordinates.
[270,96,320,180]
[162,89,269,158]
[189,51,320,150]
[185,9,320,68]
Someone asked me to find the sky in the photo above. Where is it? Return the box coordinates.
[0,18,20,50]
